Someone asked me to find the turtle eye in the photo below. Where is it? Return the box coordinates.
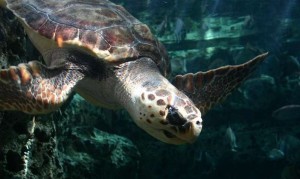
[166,105,187,126]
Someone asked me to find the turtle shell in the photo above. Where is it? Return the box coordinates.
[5,0,170,75]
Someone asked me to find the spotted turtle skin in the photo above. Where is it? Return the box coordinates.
[6,0,170,75]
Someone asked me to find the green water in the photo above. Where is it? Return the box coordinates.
[0,0,299,178]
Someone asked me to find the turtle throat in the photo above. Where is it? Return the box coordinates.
[115,57,202,144]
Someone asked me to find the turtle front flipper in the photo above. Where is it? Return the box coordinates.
[173,52,268,115]
[0,55,88,114]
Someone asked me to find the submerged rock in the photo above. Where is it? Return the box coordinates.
[0,115,63,178]
[242,75,277,109]
[272,105,300,121]
[268,148,285,160]
[59,127,140,179]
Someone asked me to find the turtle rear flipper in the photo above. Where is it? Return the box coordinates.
[0,60,85,114]
[173,52,268,115]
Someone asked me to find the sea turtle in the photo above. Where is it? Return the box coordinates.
[0,0,268,144]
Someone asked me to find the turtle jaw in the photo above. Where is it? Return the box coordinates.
[132,86,203,145]
[161,121,202,144]
[161,113,203,144]
[135,119,202,145]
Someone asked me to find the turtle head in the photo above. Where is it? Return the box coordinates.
[117,57,202,144]
[133,86,202,145]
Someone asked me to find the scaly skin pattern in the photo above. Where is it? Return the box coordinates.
[0,48,107,114]
[0,61,84,114]
[2,0,170,76]
[115,58,202,144]
[173,53,268,115]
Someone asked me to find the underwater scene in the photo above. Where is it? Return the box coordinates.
[0,0,300,178]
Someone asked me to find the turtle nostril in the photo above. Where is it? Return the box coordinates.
[166,105,187,126]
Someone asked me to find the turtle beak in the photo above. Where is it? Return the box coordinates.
[161,120,202,144]
[165,105,202,143]
[178,122,200,143]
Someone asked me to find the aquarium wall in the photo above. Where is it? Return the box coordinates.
[0,0,299,179]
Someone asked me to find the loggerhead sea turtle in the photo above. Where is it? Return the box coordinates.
[0,0,268,144]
